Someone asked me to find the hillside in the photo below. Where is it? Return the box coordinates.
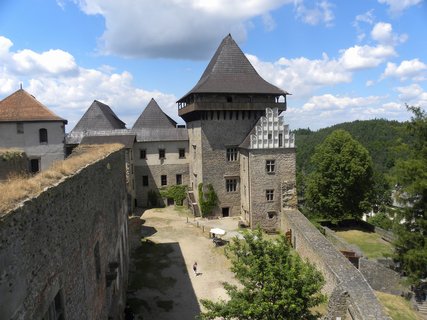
[294,119,412,176]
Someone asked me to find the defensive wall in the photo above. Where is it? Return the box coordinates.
[0,146,130,320]
[281,209,389,320]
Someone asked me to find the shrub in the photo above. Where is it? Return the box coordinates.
[198,183,218,217]
[159,185,187,206]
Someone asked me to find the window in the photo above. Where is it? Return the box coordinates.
[267,211,277,219]
[42,290,64,320]
[159,149,165,159]
[266,160,276,173]
[39,128,48,143]
[268,133,272,140]
[226,178,237,192]
[176,174,182,185]
[279,133,283,147]
[226,147,238,161]
[179,148,185,159]
[140,149,146,159]
[161,175,167,186]
[17,122,24,134]
[142,175,148,186]
[266,189,274,201]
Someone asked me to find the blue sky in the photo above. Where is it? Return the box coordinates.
[0,0,426,131]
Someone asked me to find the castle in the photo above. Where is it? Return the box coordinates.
[64,34,297,231]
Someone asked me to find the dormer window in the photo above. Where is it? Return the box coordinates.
[39,128,48,144]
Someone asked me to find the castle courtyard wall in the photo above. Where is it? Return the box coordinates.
[0,149,129,320]
[281,209,389,319]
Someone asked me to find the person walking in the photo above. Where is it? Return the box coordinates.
[193,262,198,276]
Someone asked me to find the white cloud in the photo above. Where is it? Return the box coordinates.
[378,0,423,15]
[247,53,351,97]
[339,44,396,70]
[396,83,427,105]
[382,59,427,81]
[371,22,407,45]
[301,94,382,111]
[0,35,178,130]
[262,13,277,31]
[71,0,292,59]
[294,0,334,26]
[353,10,375,42]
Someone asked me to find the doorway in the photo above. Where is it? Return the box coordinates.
[222,207,230,217]
[30,158,40,173]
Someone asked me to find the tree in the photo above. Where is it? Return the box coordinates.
[389,105,427,283]
[199,230,325,320]
[305,129,374,220]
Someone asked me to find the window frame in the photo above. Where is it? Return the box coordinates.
[140,149,147,159]
[178,148,185,159]
[226,147,238,161]
[16,122,24,134]
[266,189,274,202]
[226,178,238,192]
[161,175,167,186]
[176,174,182,185]
[39,128,48,144]
[159,149,166,159]
[266,160,276,173]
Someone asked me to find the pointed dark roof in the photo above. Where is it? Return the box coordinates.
[71,100,126,132]
[178,34,287,101]
[132,98,177,129]
[0,89,67,123]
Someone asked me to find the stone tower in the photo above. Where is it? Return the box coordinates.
[178,34,290,218]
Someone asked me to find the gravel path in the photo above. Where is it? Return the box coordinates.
[127,207,239,320]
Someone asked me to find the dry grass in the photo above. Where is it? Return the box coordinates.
[0,148,25,160]
[375,291,422,320]
[0,144,123,216]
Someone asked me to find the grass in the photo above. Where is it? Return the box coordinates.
[335,229,393,259]
[0,144,123,215]
[376,291,422,320]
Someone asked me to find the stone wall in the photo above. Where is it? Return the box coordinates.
[359,258,403,295]
[281,210,389,320]
[0,149,129,320]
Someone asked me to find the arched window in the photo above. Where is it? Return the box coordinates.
[39,128,48,143]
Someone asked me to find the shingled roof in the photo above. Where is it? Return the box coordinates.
[0,89,67,123]
[132,98,177,129]
[178,34,287,101]
[71,100,126,132]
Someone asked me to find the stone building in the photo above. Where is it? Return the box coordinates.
[0,88,67,172]
[178,34,295,230]
[131,98,189,207]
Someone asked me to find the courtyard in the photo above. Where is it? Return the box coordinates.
[127,206,239,320]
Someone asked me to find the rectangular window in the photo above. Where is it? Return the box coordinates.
[142,176,148,186]
[16,122,24,134]
[161,175,167,186]
[140,149,146,159]
[266,189,274,201]
[226,178,237,192]
[266,160,276,173]
[159,149,166,159]
[176,174,182,185]
[279,133,283,147]
[179,148,185,159]
[226,147,238,161]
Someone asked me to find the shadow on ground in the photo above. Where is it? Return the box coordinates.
[127,240,200,320]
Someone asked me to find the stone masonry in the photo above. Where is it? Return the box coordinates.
[0,148,129,320]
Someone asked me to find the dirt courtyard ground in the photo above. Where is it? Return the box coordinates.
[127,206,240,320]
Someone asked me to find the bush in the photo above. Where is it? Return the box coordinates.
[198,183,218,217]
[159,185,187,206]
[368,212,393,230]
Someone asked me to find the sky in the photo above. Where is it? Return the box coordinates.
[0,0,426,131]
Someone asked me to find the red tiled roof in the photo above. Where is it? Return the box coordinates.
[0,89,67,123]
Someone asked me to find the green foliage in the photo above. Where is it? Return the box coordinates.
[198,183,218,217]
[159,185,187,206]
[367,212,393,231]
[305,129,374,220]
[147,190,160,208]
[0,149,24,161]
[389,105,427,283]
[295,119,412,208]
[199,230,326,320]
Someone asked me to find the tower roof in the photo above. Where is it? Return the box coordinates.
[71,100,126,132]
[178,34,287,101]
[0,89,67,123]
[132,98,177,129]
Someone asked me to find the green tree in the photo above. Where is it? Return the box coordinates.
[305,129,374,220]
[199,230,325,320]
[390,105,427,283]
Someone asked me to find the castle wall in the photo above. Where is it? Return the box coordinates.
[0,149,129,320]
[133,140,189,207]
[198,115,258,216]
[247,148,296,231]
[281,210,389,320]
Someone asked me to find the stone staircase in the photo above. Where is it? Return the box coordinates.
[187,190,200,217]
[416,300,427,319]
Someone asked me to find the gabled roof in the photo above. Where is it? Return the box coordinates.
[132,98,177,129]
[71,100,126,132]
[0,89,67,123]
[178,34,287,101]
